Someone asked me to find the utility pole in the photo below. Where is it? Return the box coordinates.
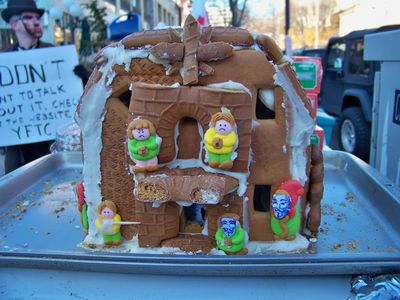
[315,0,320,48]
[285,0,292,56]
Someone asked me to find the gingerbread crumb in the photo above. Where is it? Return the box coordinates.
[345,192,357,202]
[332,243,342,250]
[54,207,65,214]
[336,213,348,222]
[86,243,98,249]
[321,204,335,215]
[348,240,357,250]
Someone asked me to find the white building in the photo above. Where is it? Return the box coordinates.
[337,0,400,36]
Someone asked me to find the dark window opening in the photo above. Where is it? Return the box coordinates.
[256,93,275,120]
[253,185,271,212]
[118,90,132,108]
[177,117,201,159]
[181,203,206,233]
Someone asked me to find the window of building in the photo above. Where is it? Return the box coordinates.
[118,89,132,108]
[183,204,205,229]
[158,4,162,23]
[256,89,275,120]
[253,185,271,212]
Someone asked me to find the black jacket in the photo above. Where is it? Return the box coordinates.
[1,40,53,52]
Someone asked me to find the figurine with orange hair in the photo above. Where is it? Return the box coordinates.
[204,108,237,170]
[127,118,160,172]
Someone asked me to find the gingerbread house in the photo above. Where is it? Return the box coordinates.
[76,15,323,253]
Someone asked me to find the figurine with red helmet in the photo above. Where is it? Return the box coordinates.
[271,179,304,241]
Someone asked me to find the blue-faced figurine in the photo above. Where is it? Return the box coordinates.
[270,179,304,241]
[215,213,248,255]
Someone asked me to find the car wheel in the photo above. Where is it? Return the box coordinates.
[338,107,371,161]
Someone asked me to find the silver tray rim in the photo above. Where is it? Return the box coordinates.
[0,151,400,276]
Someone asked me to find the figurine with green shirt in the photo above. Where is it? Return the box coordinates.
[215,213,248,255]
[127,118,161,173]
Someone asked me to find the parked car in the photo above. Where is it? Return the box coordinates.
[292,47,326,59]
[107,13,142,41]
[320,25,400,161]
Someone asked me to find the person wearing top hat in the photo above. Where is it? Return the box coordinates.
[1,0,53,51]
[0,0,89,174]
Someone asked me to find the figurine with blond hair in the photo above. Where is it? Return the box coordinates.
[95,200,123,246]
[127,118,161,172]
[204,108,238,170]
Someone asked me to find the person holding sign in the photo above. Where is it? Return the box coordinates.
[1,0,52,51]
[1,0,89,174]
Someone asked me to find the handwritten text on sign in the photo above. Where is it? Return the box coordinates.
[0,45,83,146]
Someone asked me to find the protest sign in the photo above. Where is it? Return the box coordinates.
[0,45,83,147]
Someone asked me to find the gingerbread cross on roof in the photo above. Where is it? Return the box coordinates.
[149,15,234,85]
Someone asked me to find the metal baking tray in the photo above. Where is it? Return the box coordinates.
[0,151,399,276]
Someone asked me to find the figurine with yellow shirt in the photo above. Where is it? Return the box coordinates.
[95,200,123,246]
[204,108,238,170]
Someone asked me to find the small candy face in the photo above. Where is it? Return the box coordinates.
[101,207,115,219]
[133,128,150,140]
[220,217,237,237]
[272,193,291,219]
[215,119,233,135]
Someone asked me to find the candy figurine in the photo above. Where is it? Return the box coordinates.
[95,200,123,246]
[271,180,304,241]
[204,109,238,170]
[127,118,160,173]
[75,181,89,235]
[215,213,248,255]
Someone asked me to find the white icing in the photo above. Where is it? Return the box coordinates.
[207,81,252,98]
[170,82,181,88]
[173,122,180,161]
[75,80,111,243]
[251,119,260,129]
[148,53,168,65]
[106,71,116,86]
[200,189,219,204]
[155,135,163,153]
[151,173,168,178]
[251,42,265,55]
[100,44,148,73]
[230,121,239,161]
[258,88,275,111]
[273,66,314,185]
[152,202,161,208]
[176,201,193,207]
[77,43,154,245]
[242,196,250,233]
[201,219,209,236]
[80,233,309,255]
[246,234,309,254]
[279,55,294,65]
[233,45,250,51]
